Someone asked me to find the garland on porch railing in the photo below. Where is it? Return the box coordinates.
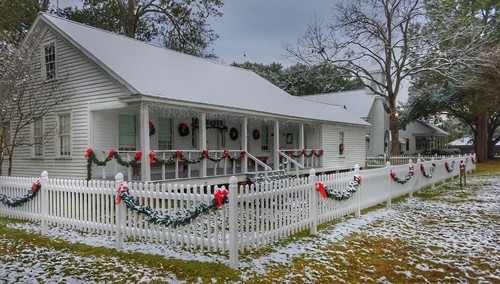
[390,165,415,184]
[0,180,41,208]
[116,183,228,228]
[288,149,324,158]
[85,148,246,180]
[315,174,361,202]
[444,160,455,173]
[420,162,436,178]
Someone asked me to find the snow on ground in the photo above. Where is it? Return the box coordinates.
[1,173,499,283]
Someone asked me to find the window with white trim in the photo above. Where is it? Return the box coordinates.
[119,114,136,151]
[58,114,71,156]
[33,118,43,156]
[261,125,269,151]
[339,131,345,156]
[43,42,56,80]
[158,117,173,150]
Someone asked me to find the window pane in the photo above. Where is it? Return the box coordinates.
[58,114,70,156]
[158,117,172,150]
[119,114,136,151]
[261,125,269,151]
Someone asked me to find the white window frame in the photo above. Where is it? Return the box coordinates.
[118,114,137,151]
[43,41,57,81]
[157,117,173,150]
[57,113,71,157]
[261,125,269,151]
[33,118,44,157]
[339,130,346,156]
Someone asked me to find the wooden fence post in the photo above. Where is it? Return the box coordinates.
[228,176,239,269]
[309,168,318,235]
[354,164,361,218]
[40,171,48,235]
[115,173,125,250]
[386,161,392,208]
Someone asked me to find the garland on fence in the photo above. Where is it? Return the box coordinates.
[0,180,41,208]
[85,148,246,180]
[420,162,436,178]
[315,174,361,202]
[444,160,455,173]
[116,184,228,228]
[390,165,415,184]
[287,149,324,158]
[249,169,296,184]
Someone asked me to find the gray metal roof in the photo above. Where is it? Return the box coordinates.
[35,14,369,127]
[302,89,379,119]
[416,120,448,136]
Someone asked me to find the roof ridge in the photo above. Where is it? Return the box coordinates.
[39,12,252,74]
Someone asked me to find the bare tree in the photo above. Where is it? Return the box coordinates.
[0,38,71,175]
[285,0,427,155]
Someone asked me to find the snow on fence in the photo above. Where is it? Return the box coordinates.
[0,154,476,269]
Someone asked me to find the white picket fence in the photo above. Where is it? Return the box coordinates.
[0,154,476,269]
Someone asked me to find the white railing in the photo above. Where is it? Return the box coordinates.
[365,153,454,168]
[279,148,322,169]
[277,150,304,177]
[0,154,476,269]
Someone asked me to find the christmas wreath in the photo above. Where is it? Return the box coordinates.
[229,127,239,140]
[253,129,260,140]
[178,123,190,137]
[339,143,344,155]
[149,122,155,136]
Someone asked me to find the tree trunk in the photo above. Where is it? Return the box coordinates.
[7,148,13,176]
[475,108,489,162]
[0,154,3,176]
[390,115,400,155]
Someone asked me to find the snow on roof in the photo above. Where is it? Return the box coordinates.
[416,120,448,136]
[301,89,379,118]
[35,14,369,127]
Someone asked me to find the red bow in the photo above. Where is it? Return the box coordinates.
[320,149,324,154]
[224,149,229,158]
[177,150,183,160]
[432,162,436,168]
[150,151,155,164]
[354,174,362,185]
[409,165,414,176]
[316,182,327,198]
[84,148,93,158]
[31,179,41,194]
[289,151,294,157]
[311,149,316,154]
[203,150,209,159]
[108,149,115,161]
[390,170,397,180]
[445,161,449,168]
[241,151,246,158]
[135,151,142,160]
[302,148,306,154]
[420,163,425,172]
[214,188,228,208]
[116,183,129,204]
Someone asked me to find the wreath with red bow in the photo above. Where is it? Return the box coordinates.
[253,129,261,140]
[149,122,155,136]
[178,123,190,137]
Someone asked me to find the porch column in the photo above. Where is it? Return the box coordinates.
[241,117,248,173]
[299,123,305,166]
[273,120,280,170]
[140,103,151,182]
[199,112,207,177]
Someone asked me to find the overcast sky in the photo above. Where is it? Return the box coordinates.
[58,0,336,65]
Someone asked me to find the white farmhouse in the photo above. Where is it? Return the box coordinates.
[3,13,370,183]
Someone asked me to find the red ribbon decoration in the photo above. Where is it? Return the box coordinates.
[214,188,228,208]
[390,170,397,180]
[224,149,229,158]
[150,151,155,164]
[116,183,129,204]
[135,151,142,161]
[203,150,209,159]
[432,162,436,168]
[107,149,115,161]
[177,150,183,160]
[289,151,294,157]
[354,174,362,185]
[31,179,41,194]
[302,148,306,154]
[445,161,449,168]
[311,149,316,154]
[420,163,426,174]
[241,151,246,158]
[84,148,93,158]
[320,149,324,154]
[409,165,414,176]
[315,182,327,199]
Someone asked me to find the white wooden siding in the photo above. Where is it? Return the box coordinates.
[322,123,366,170]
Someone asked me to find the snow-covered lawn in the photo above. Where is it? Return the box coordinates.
[1,172,499,283]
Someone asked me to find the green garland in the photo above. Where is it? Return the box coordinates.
[390,166,415,184]
[0,180,41,208]
[420,162,436,178]
[444,160,455,173]
[316,175,361,201]
[85,148,246,180]
[116,184,228,228]
[287,149,324,159]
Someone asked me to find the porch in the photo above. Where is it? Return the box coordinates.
[89,99,323,183]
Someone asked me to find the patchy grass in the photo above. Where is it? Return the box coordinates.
[474,158,500,174]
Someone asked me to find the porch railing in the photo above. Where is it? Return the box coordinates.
[366,153,454,168]
[278,150,304,177]
[105,150,272,182]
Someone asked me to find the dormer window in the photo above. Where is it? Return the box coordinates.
[44,42,56,80]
